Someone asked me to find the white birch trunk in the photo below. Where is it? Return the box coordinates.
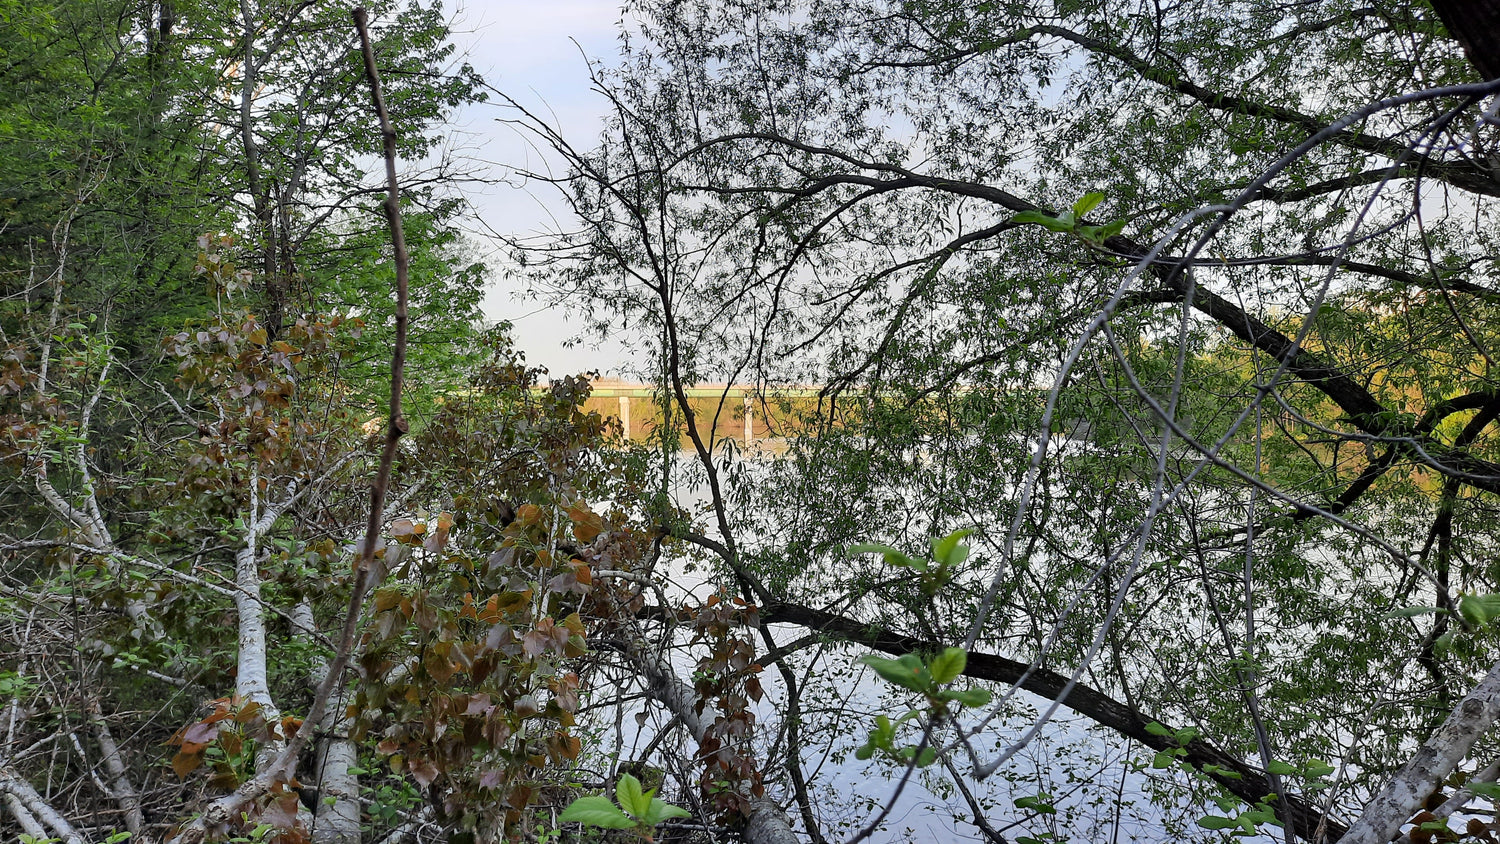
[1342,659,1500,844]
[292,599,361,844]
[234,540,282,773]
[90,701,150,842]
[621,631,801,844]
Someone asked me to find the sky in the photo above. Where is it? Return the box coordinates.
[442,0,633,378]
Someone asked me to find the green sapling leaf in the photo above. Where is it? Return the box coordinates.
[1011,210,1074,232]
[640,797,691,826]
[1385,605,1445,619]
[943,687,992,708]
[930,529,973,567]
[849,543,927,572]
[929,647,967,684]
[1073,192,1104,216]
[559,795,636,829]
[616,773,651,819]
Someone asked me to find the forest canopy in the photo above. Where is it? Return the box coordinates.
[3,2,1500,844]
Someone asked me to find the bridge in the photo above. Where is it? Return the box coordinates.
[579,379,824,448]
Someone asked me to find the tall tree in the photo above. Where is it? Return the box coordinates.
[516,1,1500,841]
[0,2,499,842]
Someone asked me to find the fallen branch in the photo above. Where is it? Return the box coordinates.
[0,766,86,844]
[613,626,802,844]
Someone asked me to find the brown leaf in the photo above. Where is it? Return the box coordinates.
[171,749,204,778]
[514,694,540,719]
[477,594,501,623]
[409,758,439,789]
[521,630,547,658]
[567,501,603,543]
[182,721,220,745]
[373,588,401,613]
[486,546,516,573]
[261,791,299,829]
[207,762,240,791]
[424,649,454,684]
[423,513,451,552]
[494,590,530,614]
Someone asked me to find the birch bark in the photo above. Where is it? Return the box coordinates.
[1340,659,1500,844]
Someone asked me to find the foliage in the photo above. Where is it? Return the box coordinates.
[8,1,1500,844]
[508,0,1500,841]
[557,772,690,839]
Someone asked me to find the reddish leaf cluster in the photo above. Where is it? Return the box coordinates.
[346,345,654,841]
[686,591,766,821]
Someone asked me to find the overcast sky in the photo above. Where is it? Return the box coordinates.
[443,0,632,378]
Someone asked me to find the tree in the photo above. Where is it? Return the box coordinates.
[0,3,510,843]
[511,1,1500,842]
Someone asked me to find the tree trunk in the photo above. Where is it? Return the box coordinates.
[293,599,360,844]
[619,628,802,844]
[1340,659,1500,844]
[1429,0,1500,80]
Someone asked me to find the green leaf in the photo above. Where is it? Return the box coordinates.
[639,798,691,826]
[1467,781,1500,798]
[1385,605,1444,619]
[1196,816,1239,830]
[1266,760,1297,776]
[1304,761,1335,778]
[1242,808,1281,826]
[916,746,938,767]
[1101,218,1127,238]
[1151,751,1175,768]
[1435,631,1455,655]
[854,742,875,761]
[1073,192,1104,216]
[1012,210,1074,232]
[848,543,926,572]
[559,795,636,829]
[1015,793,1057,814]
[942,687,992,708]
[929,647,967,684]
[1144,721,1173,738]
[860,653,930,692]
[616,773,651,819]
[1460,593,1500,627]
[930,529,973,567]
